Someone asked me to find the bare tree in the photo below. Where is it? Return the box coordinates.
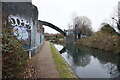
[73,16,93,36]
[110,3,120,32]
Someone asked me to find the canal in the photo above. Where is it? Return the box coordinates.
[54,43,120,78]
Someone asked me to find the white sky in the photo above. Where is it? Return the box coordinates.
[32,0,120,34]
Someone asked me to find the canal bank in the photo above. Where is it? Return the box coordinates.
[75,31,120,54]
[54,43,120,79]
[50,43,78,78]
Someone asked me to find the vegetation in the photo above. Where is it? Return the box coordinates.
[72,16,93,36]
[2,15,28,78]
[100,23,119,35]
[76,23,120,54]
[47,34,64,44]
[109,5,120,32]
[49,43,77,78]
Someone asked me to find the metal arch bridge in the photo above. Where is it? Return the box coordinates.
[40,20,66,36]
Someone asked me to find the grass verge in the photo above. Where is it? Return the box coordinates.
[50,42,77,78]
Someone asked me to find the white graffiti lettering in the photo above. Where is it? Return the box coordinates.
[9,15,30,40]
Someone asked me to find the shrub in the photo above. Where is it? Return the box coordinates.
[2,15,28,78]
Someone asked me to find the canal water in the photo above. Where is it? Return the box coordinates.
[54,43,120,78]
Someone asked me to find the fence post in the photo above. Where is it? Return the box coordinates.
[29,51,31,59]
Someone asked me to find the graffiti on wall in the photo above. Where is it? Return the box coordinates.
[8,15,31,40]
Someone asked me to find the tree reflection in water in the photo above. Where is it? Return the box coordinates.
[64,44,91,67]
[59,43,120,79]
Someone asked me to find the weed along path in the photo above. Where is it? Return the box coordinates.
[28,41,59,78]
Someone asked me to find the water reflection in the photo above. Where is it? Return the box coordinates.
[55,43,120,78]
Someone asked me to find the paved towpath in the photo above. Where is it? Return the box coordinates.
[27,41,59,78]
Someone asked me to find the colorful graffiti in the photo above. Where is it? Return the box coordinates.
[8,15,30,40]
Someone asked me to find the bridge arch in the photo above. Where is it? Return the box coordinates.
[40,20,66,36]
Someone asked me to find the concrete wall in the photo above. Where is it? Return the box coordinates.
[2,1,44,56]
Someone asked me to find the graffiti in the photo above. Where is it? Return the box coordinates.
[8,15,30,40]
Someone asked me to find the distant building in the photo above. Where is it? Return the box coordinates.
[64,29,75,43]
[65,24,88,43]
[44,33,53,41]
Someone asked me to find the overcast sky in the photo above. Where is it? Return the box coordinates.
[32,0,119,34]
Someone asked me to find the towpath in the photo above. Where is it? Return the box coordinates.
[23,41,59,78]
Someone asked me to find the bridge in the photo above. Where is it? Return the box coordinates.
[40,20,66,36]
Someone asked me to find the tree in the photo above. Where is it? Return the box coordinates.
[73,16,93,36]
[110,4,120,32]
[100,23,118,35]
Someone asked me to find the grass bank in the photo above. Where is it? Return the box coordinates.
[76,31,120,54]
[50,43,77,78]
